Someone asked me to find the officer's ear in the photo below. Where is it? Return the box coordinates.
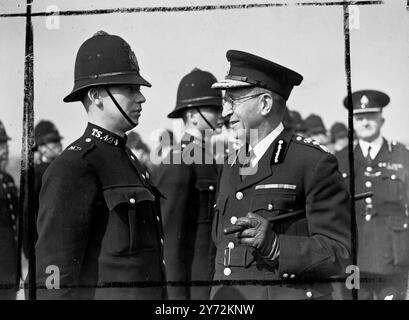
[87,88,103,108]
[259,92,273,117]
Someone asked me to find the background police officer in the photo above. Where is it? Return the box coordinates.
[23,120,63,257]
[154,68,222,300]
[336,90,409,300]
[0,120,18,300]
[210,50,351,300]
[35,31,166,299]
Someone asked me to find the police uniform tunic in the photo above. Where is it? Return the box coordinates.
[211,129,351,300]
[0,170,18,299]
[154,133,219,300]
[336,139,409,298]
[36,123,166,299]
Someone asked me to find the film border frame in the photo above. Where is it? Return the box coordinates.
[0,0,385,301]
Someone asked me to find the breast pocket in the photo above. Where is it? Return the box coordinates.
[195,178,217,223]
[103,185,156,255]
[250,190,301,235]
[378,171,406,204]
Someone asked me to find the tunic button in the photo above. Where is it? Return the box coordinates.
[236,192,243,200]
[213,204,217,208]
[130,155,135,161]
[2,183,6,189]
[365,181,372,188]
[282,273,289,278]
[160,238,164,245]
[228,242,235,249]
[365,214,371,222]
[7,193,11,199]
[267,204,274,211]
[85,138,91,142]
[146,172,150,179]
[11,214,15,220]
[230,216,238,225]
[162,259,166,265]
[129,198,136,205]
[296,136,302,141]
[342,173,347,178]
[224,267,232,276]
[12,225,16,231]
[306,291,313,298]
[404,224,408,229]
[366,166,373,172]
[141,173,146,180]
[156,216,160,222]
[9,204,13,210]
[209,185,214,191]
[391,174,396,180]
[365,197,372,204]
[290,274,295,279]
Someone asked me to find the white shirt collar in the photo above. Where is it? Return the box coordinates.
[359,135,384,159]
[249,123,284,166]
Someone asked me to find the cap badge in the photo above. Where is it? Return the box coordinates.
[360,95,369,109]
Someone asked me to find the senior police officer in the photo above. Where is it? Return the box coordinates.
[35,31,166,299]
[336,90,409,300]
[154,68,222,299]
[210,50,351,300]
[0,120,18,300]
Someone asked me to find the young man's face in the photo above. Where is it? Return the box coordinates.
[354,112,384,142]
[104,84,146,130]
[38,141,62,162]
[195,106,222,134]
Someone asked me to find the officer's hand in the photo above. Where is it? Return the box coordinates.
[234,212,276,256]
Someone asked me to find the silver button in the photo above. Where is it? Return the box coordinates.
[342,173,347,178]
[306,291,313,298]
[162,259,166,265]
[365,197,372,204]
[365,214,371,222]
[146,172,150,179]
[230,216,238,225]
[209,185,214,191]
[181,144,186,148]
[391,174,396,180]
[290,274,295,279]
[11,214,15,220]
[6,193,11,199]
[224,267,232,276]
[9,204,13,210]
[267,204,274,211]
[129,198,136,205]
[366,166,373,172]
[85,138,91,142]
[296,136,302,141]
[2,183,6,189]
[160,238,164,245]
[141,173,146,180]
[156,216,160,222]
[228,242,235,249]
[130,155,135,161]
[213,204,217,208]
[282,273,289,278]
[404,224,408,229]
[12,225,16,231]
[236,192,243,200]
[365,181,372,188]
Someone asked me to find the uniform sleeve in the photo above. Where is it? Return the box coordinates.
[278,152,352,279]
[35,155,98,299]
[155,161,192,300]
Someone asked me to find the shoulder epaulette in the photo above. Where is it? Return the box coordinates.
[293,135,330,153]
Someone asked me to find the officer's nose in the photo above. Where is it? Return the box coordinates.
[222,103,233,118]
[137,92,146,104]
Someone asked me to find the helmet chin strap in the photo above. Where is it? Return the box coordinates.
[196,108,216,131]
[104,87,137,128]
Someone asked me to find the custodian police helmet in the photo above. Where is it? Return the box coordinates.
[63,31,151,103]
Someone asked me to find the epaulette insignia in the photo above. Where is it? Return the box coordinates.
[294,135,330,153]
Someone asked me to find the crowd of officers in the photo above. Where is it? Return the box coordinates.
[0,31,408,300]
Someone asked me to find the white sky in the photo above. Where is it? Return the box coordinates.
[1,0,408,158]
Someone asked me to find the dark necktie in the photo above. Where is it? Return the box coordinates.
[365,146,372,165]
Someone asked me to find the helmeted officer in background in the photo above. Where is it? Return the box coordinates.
[304,114,330,147]
[153,68,222,300]
[35,31,166,300]
[330,122,349,153]
[283,108,307,136]
[210,50,351,300]
[336,90,409,300]
[23,120,63,257]
[0,120,18,300]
